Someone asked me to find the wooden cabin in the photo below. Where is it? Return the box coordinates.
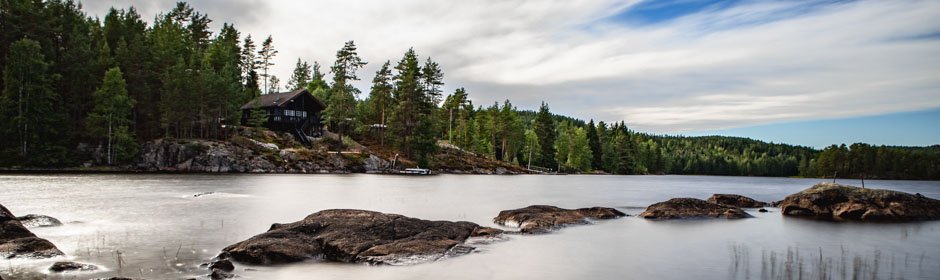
[241,89,326,145]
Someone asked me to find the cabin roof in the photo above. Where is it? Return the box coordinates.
[240,89,326,110]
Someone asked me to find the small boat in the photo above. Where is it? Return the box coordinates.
[398,168,433,175]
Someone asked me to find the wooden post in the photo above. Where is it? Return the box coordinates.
[832,171,837,183]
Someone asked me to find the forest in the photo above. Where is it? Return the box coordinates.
[1,1,938,180]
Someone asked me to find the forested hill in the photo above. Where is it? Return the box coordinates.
[0,1,937,180]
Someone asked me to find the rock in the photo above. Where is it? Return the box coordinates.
[493,205,627,234]
[194,192,216,197]
[758,208,769,213]
[779,183,940,221]
[640,198,752,220]
[220,209,503,265]
[16,214,62,228]
[0,204,64,259]
[208,259,235,272]
[707,194,768,208]
[48,261,98,273]
[210,269,235,279]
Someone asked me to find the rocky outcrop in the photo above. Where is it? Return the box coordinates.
[48,261,98,273]
[17,214,62,228]
[220,209,502,266]
[707,194,768,208]
[493,205,627,234]
[135,138,386,173]
[0,204,63,258]
[779,183,940,221]
[640,198,752,220]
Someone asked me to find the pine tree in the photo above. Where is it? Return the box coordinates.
[87,67,137,165]
[324,41,366,149]
[257,35,277,94]
[389,48,422,160]
[368,60,394,145]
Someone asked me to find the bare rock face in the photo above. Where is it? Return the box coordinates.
[493,205,627,234]
[779,183,940,221]
[49,261,99,273]
[17,214,62,228]
[640,198,752,220]
[220,209,502,265]
[0,204,64,259]
[707,194,768,208]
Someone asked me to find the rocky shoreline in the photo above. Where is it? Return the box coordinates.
[0,130,530,175]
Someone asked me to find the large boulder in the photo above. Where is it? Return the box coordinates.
[779,183,940,221]
[0,204,64,259]
[493,205,627,234]
[640,198,752,220]
[17,214,62,228]
[220,209,502,265]
[707,194,768,208]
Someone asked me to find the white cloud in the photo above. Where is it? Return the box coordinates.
[80,0,940,133]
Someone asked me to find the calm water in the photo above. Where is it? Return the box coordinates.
[1,174,938,280]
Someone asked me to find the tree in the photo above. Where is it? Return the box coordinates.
[586,119,602,169]
[533,102,556,169]
[367,60,394,145]
[522,128,541,169]
[0,39,66,165]
[286,58,311,91]
[266,75,280,94]
[87,67,137,165]
[306,61,330,101]
[246,101,267,128]
[324,41,367,149]
[257,35,277,94]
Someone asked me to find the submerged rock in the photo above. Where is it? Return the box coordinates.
[707,194,768,208]
[640,198,752,220]
[493,205,627,234]
[16,214,62,228]
[0,204,64,259]
[779,183,940,221]
[220,209,502,265]
[49,261,98,273]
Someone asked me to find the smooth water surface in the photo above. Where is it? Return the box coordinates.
[1,174,938,279]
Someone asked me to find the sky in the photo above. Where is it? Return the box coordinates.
[78,0,940,148]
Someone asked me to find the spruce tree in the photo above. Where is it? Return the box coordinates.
[533,102,556,169]
[286,58,312,91]
[586,119,602,169]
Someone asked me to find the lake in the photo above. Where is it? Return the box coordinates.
[1,174,938,280]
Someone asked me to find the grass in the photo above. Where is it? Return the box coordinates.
[729,243,935,280]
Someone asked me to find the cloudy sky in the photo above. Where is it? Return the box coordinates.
[79,0,940,147]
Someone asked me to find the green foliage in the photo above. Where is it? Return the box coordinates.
[324,41,367,148]
[0,38,67,166]
[257,35,277,94]
[87,67,137,164]
[533,102,557,168]
[286,58,311,91]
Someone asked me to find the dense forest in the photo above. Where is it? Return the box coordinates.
[1,1,938,180]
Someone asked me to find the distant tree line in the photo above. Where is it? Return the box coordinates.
[1,1,937,180]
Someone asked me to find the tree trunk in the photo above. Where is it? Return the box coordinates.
[107,113,113,165]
